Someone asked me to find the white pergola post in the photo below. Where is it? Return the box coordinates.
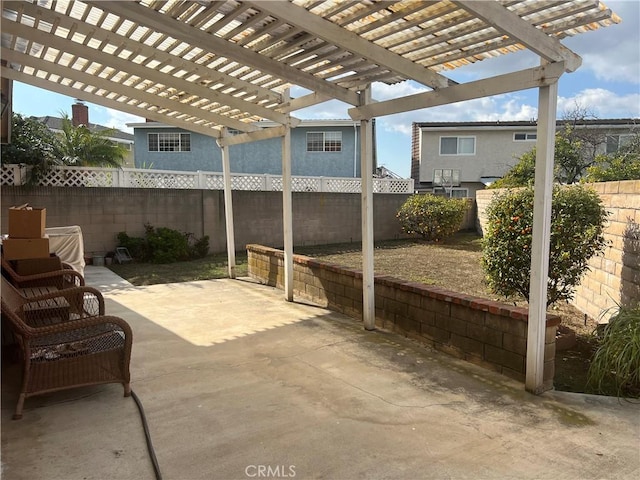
[525,79,559,394]
[219,129,236,279]
[282,91,294,301]
[360,87,375,331]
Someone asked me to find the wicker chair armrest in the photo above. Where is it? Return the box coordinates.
[22,286,105,317]
[25,314,133,341]
[13,269,85,287]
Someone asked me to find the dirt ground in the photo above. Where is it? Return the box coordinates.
[296,232,599,394]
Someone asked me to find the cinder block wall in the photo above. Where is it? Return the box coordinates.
[1,187,413,255]
[247,244,559,390]
[476,180,640,321]
[572,181,639,319]
[1,187,481,257]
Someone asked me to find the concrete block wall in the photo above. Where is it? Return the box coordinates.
[1,187,412,255]
[247,244,560,389]
[476,180,640,321]
[1,187,481,258]
[572,181,640,320]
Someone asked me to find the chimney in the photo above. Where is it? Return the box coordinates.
[71,100,88,127]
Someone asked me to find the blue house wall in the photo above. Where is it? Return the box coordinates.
[133,124,362,178]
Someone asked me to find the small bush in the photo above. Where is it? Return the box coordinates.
[145,225,191,263]
[117,231,150,261]
[588,304,640,397]
[482,184,608,306]
[117,224,209,263]
[191,234,210,259]
[397,194,467,241]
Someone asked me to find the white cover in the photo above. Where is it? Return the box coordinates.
[45,225,86,276]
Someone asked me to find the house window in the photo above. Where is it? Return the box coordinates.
[514,132,537,141]
[148,133,191,152]
[433,169,461,186]
[606,134,632,154]
[440,136,475,155]
[307,131,342,152]
[449,188,469,198]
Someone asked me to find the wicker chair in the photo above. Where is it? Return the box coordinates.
[1,254,85,290]
[1,277,132,419]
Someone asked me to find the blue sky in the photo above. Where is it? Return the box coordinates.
[10,0,640,178]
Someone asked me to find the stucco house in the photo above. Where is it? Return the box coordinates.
[128,119,376,178]
[411,119,638,197]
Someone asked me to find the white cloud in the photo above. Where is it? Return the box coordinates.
[372,81,428,101]
[557,88,640,118]
[377,94,539,136]
[293,98,351,120]
[93,106,144,133]
[564,1,640,85]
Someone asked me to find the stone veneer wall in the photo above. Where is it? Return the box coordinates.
[247,244,560,390]
[476,180,640,321]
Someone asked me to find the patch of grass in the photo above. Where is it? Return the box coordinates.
[108,252,247,286]
[296,232,487,298]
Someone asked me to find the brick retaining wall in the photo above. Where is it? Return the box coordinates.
[247,244,560,390]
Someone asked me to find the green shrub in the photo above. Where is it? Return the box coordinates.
[190,234,210,259]
[117,231,150,261]
[588,304,640,397]
[145,225,191,263]
[397,194,467,241]
[117,224,209,263]
[482,185,608,306]
[583,134,640,182]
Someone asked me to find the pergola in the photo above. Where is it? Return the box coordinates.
[0,0,620,394]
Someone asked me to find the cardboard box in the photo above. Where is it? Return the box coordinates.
[8,205,46,239]
[13,256,62,275]
[1,238,50,261]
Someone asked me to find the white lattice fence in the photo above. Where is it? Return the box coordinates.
[37,167,114,187]
[374,178,414,193]
[1,165,414,193]
[127,171,198,189]
[326,178,362,193]
[0,165,21,185]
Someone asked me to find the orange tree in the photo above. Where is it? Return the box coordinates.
[482,184,608,307]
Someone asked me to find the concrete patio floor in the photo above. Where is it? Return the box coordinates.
[1,266,639,480]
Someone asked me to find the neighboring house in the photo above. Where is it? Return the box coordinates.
[38,101,135,167]
[128,119,376,178]
[411,119,638,197]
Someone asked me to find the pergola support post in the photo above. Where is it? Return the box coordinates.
[525,79,558,394]
[282,90,294,302]
[219,129,236,279]
[282,126,294,301]
[360,87,375,331]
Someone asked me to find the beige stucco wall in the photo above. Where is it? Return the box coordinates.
[419,127,537,183]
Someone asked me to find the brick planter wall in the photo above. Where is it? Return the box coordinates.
[247,244,560,390]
